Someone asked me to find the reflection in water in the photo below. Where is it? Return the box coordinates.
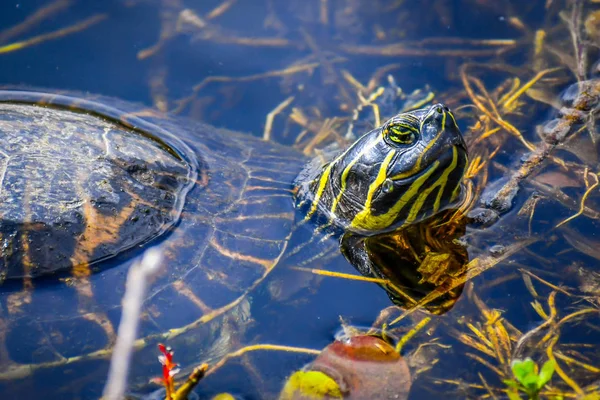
[342,210,468,315]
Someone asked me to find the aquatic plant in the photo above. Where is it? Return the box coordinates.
[504,358,556,400]
[153,343,208,400]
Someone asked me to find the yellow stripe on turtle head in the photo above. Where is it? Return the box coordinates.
[451,151,469,203]
[330,137,386,215]
[305,163,333,220]
[351,158,439,232]
[416,109,446,170]
[405,146,458,225]
[433,147,459,213]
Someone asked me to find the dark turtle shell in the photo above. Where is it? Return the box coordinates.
[0,91,308,396]
[0,93,197,279]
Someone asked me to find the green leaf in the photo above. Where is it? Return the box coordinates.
[521,372,539,391]
[536,360,555,389]
[511,358,536,383]
[506,390,522,400]
[503,379,520,389]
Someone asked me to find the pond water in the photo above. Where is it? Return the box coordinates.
[0,1,599,399]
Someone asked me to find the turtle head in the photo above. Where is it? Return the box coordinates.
[299,103,468,235]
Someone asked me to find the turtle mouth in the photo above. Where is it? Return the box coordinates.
[452,134,468,155]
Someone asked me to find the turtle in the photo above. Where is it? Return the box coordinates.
[0,90,467,398]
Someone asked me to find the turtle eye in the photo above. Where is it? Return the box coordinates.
[385,124,417,145]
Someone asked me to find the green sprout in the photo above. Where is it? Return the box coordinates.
[503,358,556,400]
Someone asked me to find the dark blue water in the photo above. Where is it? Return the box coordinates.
[1,1,599,399]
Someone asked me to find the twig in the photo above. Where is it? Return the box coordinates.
[102,248,164,400]
[0,14,106,55]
